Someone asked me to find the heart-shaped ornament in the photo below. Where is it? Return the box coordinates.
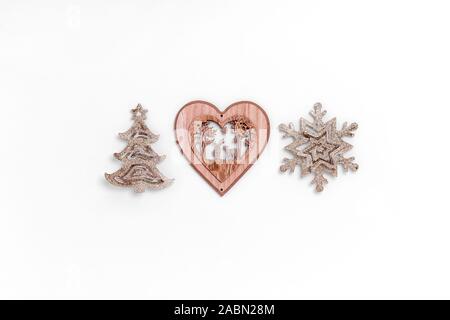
[175,101,270,196]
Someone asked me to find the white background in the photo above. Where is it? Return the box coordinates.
[1,0,449,299]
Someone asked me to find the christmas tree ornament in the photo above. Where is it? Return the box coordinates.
[175,101,270,196]
[105,104,173,192]
[279,102,358,192]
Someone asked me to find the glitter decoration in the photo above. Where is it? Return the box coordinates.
[279,103,358,192]
[105,104,173,192]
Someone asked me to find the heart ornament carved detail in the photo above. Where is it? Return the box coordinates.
[175,101,270,196]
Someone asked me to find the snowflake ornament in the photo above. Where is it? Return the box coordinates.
[279,103,358,192]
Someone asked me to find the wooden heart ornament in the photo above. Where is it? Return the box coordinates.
[175,101,270,196]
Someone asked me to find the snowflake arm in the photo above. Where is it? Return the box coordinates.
[337,122,358,137]
[279,123,301,139]
[280,157,301,173]
[336,155,359,172]
[311,168,328,192]
[309,103,327,128]
[279,122,309,174]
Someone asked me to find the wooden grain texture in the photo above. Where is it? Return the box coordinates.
[175,100,270,196]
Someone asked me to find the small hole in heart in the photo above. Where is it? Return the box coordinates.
[220,114,223,118]
[220,188,224,192]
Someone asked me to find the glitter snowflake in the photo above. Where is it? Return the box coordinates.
[279,103,358,192]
